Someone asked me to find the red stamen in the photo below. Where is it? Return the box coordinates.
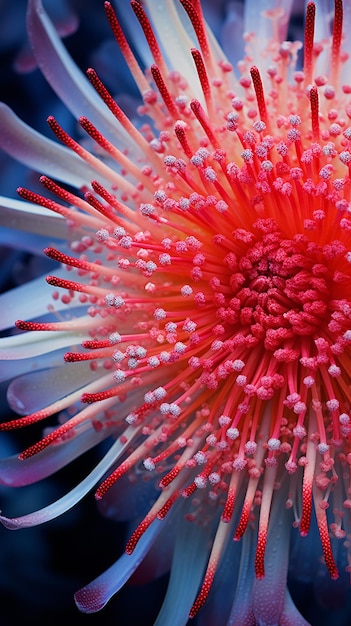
[125,514,154,554]
[331,0,343,83]
[254,528,267,579]
[156,490,180,519]
[130,1,168,76]
[233,500,251,540]
[81,389,120,403]
[180,0,214,74]
[189,565,216,618]
[222,472,239,523]
[314,489,339,580]
[82,339,111,349]
[174,122,193,158]
[47,116,131,191]
[150,65,179,118]
[95,458,133,500]
[309,85,320,140]
[303,2,316,86]
[38,177,104,228]
[103,2,150,93]
[17,187,71,221]
[300,480,313,536]
[250,66,269,127]
[44,247,116,277]
[191,48,213,112]
[19,414,85,459]
[64,350,110,362]
[190,521,231,618]
[46,275,108,298]
[83,190,121,223]
[159,465,182,488]
[0,409,52,431]
[190,99,220,149]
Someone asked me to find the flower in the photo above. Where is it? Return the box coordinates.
[1,0,351,624]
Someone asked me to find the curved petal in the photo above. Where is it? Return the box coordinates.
[0,426,135,528]
[227,529,256,626]
[27,0,139,150]
[0,423,109,486]
[0,348,66,383]
[6,362,97,414]
[154,511,211,626]
[252,501,292,625]
[0,103,100,187]
[0,326,89,360]
[0,195,67,239]
[143,0,201,99]
[0,273,86,332]
[74,519,163,613]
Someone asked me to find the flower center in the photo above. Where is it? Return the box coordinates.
[228,224,333,347]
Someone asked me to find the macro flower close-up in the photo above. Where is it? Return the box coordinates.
[1,0,351,624]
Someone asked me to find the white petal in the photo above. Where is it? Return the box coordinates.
[143,0,201,97]
[0,195,67,238]
[243,0,294,78]
[7,362,97,414]
[27,0,138,150]
[227,530,256,625]
[0,423,109,486]
[154,511,210,626]
[0,428,135,528]
[0,348,66,384]
[0,325,89,359]
[0,272,87,332]
[0,103,99,187]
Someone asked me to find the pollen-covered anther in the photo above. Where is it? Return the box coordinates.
[267,438,281,451]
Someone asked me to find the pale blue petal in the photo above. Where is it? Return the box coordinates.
[74,519,163,613]
[154,507,213,626]
[0,430,134,528]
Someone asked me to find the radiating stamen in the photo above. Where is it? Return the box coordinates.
[303,2,316,87]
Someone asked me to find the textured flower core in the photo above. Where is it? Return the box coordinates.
[1,0,351,623]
